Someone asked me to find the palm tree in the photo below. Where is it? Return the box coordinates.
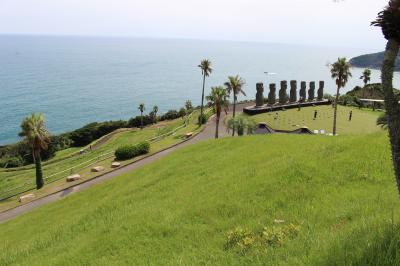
[198,59,213,124]
[206,86,229,139]
[225,75,246,136]
[360,68,372,98]
[330,57,352,135]
[360,68,372,87]
[19,113,50,189]
[152,105,158,124]
[372,0,400,194]
[138,103,145,129]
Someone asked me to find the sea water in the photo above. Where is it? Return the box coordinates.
[0,35,398,144]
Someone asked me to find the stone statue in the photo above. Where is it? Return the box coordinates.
[279,80,288,104]
[317,81,324,100]
[268,83,276,105]
[300,81,307,102]
[308,81,315,101]
[255,83,264,107]
[290,80,297,103]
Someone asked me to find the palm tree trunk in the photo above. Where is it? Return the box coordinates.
[200,73,206,125]
[333,85,340,135]
[141,112,143,129]
[215,112,220,139]
[232,96,236,136]
[382,39,400,194]
[34,150,44,189]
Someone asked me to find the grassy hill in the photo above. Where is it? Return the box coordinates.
[0,111,204,208]
[1,132,400,265]
[350,51,400,71]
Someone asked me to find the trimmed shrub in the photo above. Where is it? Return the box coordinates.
[115,141,150,161]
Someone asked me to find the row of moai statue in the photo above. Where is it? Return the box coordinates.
[255,81,325,107]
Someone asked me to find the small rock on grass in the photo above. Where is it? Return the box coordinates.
[18,193,35,203]
[91,166,105,172]
[66,174,81,182]
[111,162,121,168]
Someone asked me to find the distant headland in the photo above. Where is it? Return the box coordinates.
[350,51,400,71]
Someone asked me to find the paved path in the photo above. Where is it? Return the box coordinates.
[0,103,253,223]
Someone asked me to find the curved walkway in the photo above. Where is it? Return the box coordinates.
[0,103,252,223]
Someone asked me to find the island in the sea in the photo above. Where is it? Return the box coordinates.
[350,51,400,71]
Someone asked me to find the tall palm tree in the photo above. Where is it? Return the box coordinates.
[152,105,158,124]
[198,59,213,124]
[19,113,50,189]
[360,68,372,87]
[206,86,229,139]
[372,0,400,194]
[138,103,145,129]
[330,57,352,135]
[360,68,372,98]
[225,75,246,136]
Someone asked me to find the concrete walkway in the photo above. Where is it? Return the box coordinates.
[0,103,252,223]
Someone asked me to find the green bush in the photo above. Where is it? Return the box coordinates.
[0,156,24,168]
[198,114,207,125]
[115,141,150,161]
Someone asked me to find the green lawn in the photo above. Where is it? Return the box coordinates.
[1,132,400,265]
[244,105,383,135]
[0,111,203,204]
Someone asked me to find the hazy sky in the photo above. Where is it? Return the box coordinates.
[0,0,390,49]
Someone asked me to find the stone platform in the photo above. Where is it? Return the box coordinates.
[243,99,332,115]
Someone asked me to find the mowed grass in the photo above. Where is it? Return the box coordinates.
[0,111,202,203]
[1,132,400,265]
[246,105,382,135]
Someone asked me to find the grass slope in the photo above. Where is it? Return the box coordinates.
[1,132,400,265]
[0,112,201,202]
[246,105,382,135]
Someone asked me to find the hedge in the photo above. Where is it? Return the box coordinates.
[115,141,150,161]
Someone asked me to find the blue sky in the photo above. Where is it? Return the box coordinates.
[0,0,390,49]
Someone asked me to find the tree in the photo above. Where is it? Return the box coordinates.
[330,57,352,135]
[360,68,372,87]
[372,0,400,194]
[359,68,372,98]
[152,105,158,124]
[19,113,50,189]
[185,100,193,114]
[206,87,229,139]
[198,59,213,124]
[227,117,256,136]
[138,103,145,129]
[225,75,246,136]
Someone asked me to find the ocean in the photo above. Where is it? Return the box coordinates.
[1,35,399,145]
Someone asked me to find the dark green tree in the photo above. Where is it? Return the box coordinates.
[19,113,50,189]
[360,68,372,87]
[206,87,229,139]
[372,0,400,194]
[152,105,158,124]
[330,57,352,135]
[198,59,213,124]
[225,75,246,136]
[138,103,145,129]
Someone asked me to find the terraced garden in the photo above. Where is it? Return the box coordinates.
[0,110,207,211]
